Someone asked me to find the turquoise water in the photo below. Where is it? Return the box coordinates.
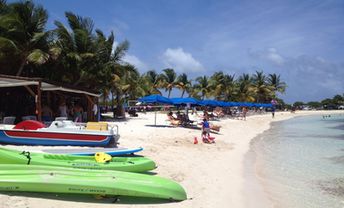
[251,114,344,208]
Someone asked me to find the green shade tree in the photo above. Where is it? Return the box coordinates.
[252,71,273,102]
[235,73,255,102]
[176,73,191,98]
[160,68,177,98]
[0,0,51,76]
[141,70,163,95]
[193,75,211,99]
[268,73,287,98]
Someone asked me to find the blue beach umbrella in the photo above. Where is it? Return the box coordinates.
[199,100,219,107]
[170,97,200,106]
[138,94,173,125]
[138,94,173,104]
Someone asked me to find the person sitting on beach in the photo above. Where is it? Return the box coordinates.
[213,107,224,118]
[167,111,181,126]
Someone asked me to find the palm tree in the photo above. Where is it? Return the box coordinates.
[235,73,255,102]
[210,71,225,100]
[222,74,236,101]
[252,71,272,102]
[53,12,96,85]
[160,68,177,98]
[0,0,50,76]
[176,73,191,98]
[111,64,142,117]
[122,64,145,100]
[193,75,211,99]
[209,71,236,101]
[142,70,162,95]
[268,73,286,97]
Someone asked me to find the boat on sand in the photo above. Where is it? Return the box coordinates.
[0,120,119,146]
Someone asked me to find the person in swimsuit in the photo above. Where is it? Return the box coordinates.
[201,118,212,143]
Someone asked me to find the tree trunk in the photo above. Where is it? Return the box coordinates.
[181,90,185,98]
[111,90,115,119]
[16,58,27,76]
[168,89,171,98]
[115,91,125,118]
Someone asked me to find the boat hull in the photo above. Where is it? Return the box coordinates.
[0,130,113,146]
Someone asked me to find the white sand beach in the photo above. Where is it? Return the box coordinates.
[0,110,343,208]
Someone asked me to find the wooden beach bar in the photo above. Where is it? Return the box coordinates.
[0,74,100,123]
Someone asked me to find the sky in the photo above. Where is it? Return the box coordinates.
[28,0,344,103]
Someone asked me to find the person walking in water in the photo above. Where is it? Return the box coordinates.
[271,99,278,118]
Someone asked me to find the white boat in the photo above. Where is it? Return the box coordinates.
[0,120,119,146]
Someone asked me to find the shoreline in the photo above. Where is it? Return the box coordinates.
[0,110,343,208]
[243,110,344,208]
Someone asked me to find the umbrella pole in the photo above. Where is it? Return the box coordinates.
[155,110,157,126]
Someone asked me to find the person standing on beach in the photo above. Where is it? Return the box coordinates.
[201,118,211,142]
[58,100,68,118]
[271,99,277,118]
[271,106,275,118]
[242,106,248,120]
[92,99,99,121]
[73,103,83,122]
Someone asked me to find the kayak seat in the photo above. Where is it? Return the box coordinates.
[86,122,108,131]
[13,120,46,130]
[95,152,112,163]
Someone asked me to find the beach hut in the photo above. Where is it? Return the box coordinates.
[0,74,100,122]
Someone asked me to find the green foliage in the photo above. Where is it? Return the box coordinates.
[0,0,290,107]
[0,0,50,75]
[160,68,177,98]
[293,101,304,107]
[307,101,322,109]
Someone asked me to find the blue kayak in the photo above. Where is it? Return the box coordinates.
[42,147,143,156]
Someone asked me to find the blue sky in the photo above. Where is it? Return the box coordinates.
[30,0,344,103]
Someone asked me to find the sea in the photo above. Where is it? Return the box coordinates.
[248,113,344,208]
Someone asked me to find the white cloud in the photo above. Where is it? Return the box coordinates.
[249,48,285,65]
[162,48,204,73]
[273,55,344,102]
[123,54,148,71]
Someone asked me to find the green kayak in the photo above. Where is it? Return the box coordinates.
[0,147,156,172]
[0,164,187,201]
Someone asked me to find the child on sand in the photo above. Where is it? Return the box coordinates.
[201,118,214,143]
[202,130,214,143]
